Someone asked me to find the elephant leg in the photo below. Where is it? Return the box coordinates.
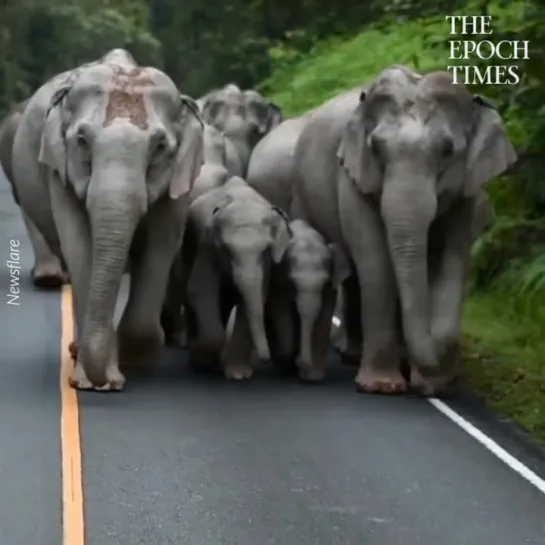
[117,201,185,373]
[266,286,297,374]
[161,254,187,347]
[222,303,255,380]
[339,174,405,394]
[49,177,122,390]
[411,198,475,397]
[303,285,337,382]
[185,251,224,366]
[331,276,362,366]
[22,211,69,288]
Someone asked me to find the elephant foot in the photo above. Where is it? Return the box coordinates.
[118,324,163,374]
[355,367,407,394]
[409,368,458,398]
[298,365,325,383]
[224,362,253,380]
[31,262,70,289]
[68,360,125,392]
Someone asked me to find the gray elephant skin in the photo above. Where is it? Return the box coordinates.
[285,66,516,396]
[0,100,70,287]
[176,176,291,380]
[10,48,205,391]
[247,113,314,211]
[266,219,350,382]
[200,83,283,177]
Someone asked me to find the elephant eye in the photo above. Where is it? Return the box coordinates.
[151,133,169,163]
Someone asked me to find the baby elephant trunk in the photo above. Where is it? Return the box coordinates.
[235,270,271,361]
[296,289,322,369]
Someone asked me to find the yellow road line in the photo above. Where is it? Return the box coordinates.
[60,285,85,545]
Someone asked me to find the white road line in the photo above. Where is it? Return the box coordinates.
[330,316,545,495]
[429,398,545,495]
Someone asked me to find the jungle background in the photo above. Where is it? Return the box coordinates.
[1,0,544,440]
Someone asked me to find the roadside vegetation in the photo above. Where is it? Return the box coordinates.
[1,0,544,440]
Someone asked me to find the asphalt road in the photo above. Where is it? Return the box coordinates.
[1,170,545,545]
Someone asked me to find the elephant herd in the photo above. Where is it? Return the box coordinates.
[0,48,517,398]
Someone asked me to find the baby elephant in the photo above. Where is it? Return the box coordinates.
[175,176,292,379]
[267,219,351,381]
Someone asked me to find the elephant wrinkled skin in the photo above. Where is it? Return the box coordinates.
[11,48,204,391]
[291,66,516,396]
[247,113,313,211]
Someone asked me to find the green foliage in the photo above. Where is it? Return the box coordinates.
[0,0,160,115]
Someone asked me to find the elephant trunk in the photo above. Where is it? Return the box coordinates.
[79,169,146,386]
[381,171,438,374]
[234,268,271,360]
[296,288,321,369]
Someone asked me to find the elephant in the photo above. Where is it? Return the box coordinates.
[0,99,70,287]
[289,66,516,396]
[246,113,313,211]
[199,83,283,177]
[266,219,350,381]
[176,176,291,379]
[11,48,205,391]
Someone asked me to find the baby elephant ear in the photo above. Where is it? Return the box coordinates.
[169,95,205,200]
[328,243,351,289]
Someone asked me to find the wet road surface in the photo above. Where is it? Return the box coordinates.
[1,171,544,545]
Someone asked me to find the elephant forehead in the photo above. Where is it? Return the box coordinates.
[102,65,157,130]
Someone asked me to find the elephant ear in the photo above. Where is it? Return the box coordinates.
[328,243,352,289]
[271,205,292,263]
[201,93,223,126]
[464,95,517,197]
[245,92,283,136]
[38,85,71,185]
[263,102,283,133]
[337,90,381,195]
[169,95,205,200]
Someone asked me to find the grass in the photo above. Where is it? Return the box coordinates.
[261,3,545,443]
[462,292,545,442]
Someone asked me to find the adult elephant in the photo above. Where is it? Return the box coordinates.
[200,83,283,177]
[11,48,204,391]
[0,100,70,287]
[247,112,314,211]
[291,66,516,396]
